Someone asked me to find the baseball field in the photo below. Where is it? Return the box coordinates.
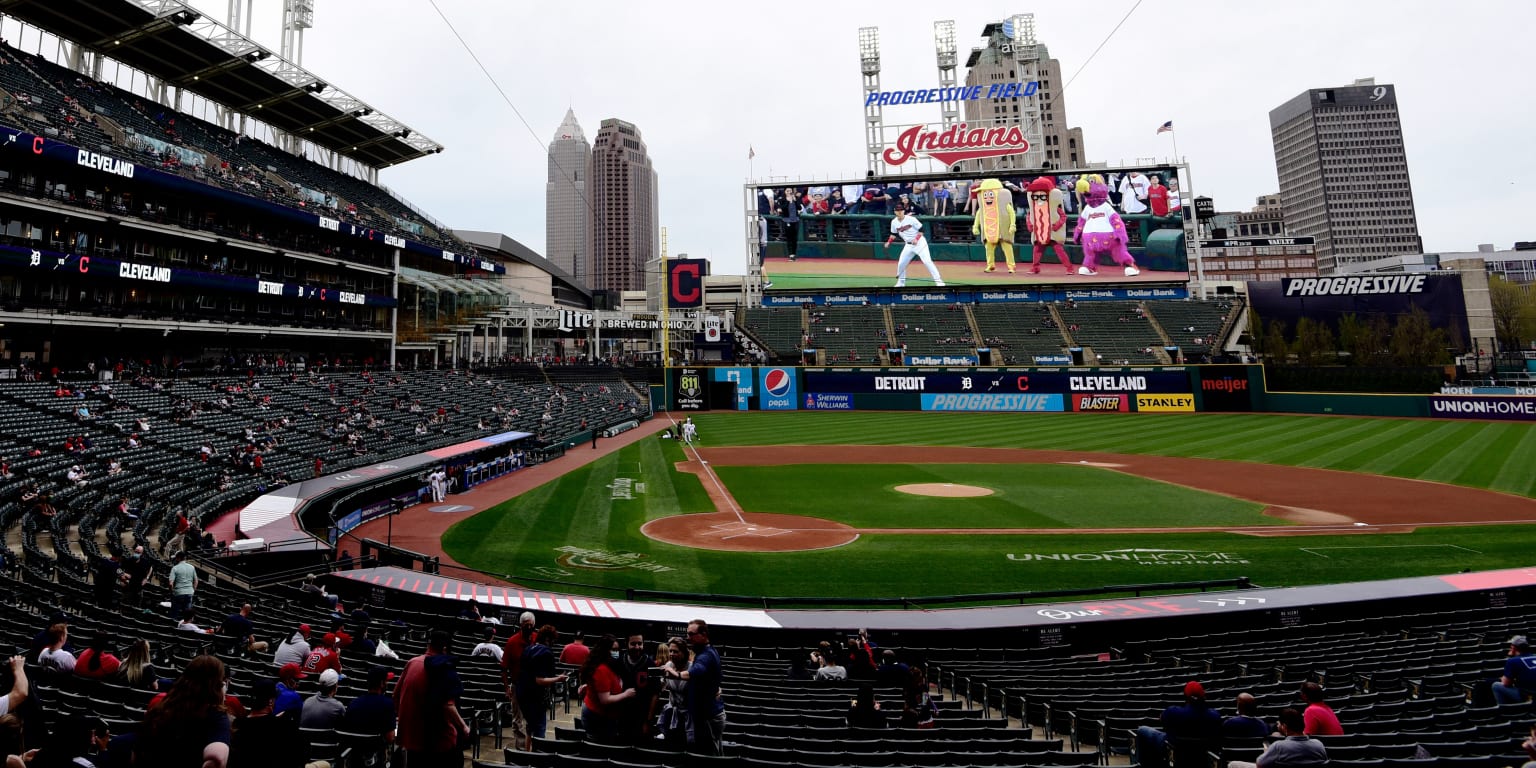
[440,411,1536,604]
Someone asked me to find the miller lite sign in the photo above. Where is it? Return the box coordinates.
[883,122,1030,167]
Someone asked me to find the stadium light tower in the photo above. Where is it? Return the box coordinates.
[1006,13,1046,170]
[226,0,253,36]
[859,27,884,175]
[281,0,316,67]
[934,21,959,130]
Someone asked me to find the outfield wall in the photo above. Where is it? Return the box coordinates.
[668,364,1536,420]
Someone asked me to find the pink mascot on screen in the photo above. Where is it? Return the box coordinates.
[1071,181,1140,277]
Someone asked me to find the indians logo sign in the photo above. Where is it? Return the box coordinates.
[883,122,1030,167]
[554,546,673,573]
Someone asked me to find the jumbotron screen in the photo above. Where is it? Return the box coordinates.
[752,165,1188,291]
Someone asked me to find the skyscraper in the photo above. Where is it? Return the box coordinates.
[546,108,591,285]
[961,20,1086,171]
[1269,78,1422,274]
[589,118,659,293]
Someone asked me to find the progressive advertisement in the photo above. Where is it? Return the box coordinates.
[753,164,1188,292]
[1246,274,1470,347]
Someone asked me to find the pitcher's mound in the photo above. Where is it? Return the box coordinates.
[642,512,858,552]
[896,483,995,498]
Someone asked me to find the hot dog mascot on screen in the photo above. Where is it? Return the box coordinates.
[971,178,1016,273]
[1025,176,1072,274]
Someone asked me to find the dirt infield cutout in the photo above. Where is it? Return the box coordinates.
[895,483,995,498]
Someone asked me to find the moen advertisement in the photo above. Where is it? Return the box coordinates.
[753,163,1189,291]
[801,369,1194,396]
[674,368,707,411]
[757,367,799,411]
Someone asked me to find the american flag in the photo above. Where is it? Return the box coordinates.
[748,146,755,160]
[1156,120,1174,135]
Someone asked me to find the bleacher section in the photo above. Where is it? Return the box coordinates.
[0,43,463,252]
[743,307,807,358]
[1058,300,1165,365]
[1145,298,1245,361]
[969,304,1074,365]
[812,307,893,364]
[889,305,976,356]
[0,367,647,589]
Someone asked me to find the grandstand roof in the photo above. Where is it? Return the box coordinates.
[0,0,442,167]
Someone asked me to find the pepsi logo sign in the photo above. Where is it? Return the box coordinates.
[764,369,792,397]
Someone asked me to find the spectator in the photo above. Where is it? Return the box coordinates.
[814,646,847,681]
[395,630,469,767]
[0,656,27,718]
[299,669,346,730]
[227,679,304,768]
[301,633,342,679]
[1298,683,1343,736]
[132,655,232,768]
[1494,635,1536,704]
[26,713,108,768]
[470,626,502,662]
[847,683,886,729]
[874,649,910,689]
[517,624,566,748]
[37,624,76,673]
[75,634,121,680]
[272,625,312,667]
[785,656,815,682]
[674,619,724,755]
[499,611,536,751]
[578,634,636,744]
[117,640,159,691]
[1229,708,1328,768]
[300,575,339,610]
[168,551,198,617]
[1223,692,1270,739]
[558,631,590,666]
[219,604,269,654]
[1138,681,1221,768]
[341,666,396,744]
[274,664,305,717]
[901,666,936,730]
[177,610,215,635]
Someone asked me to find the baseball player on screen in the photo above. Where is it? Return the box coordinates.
[884,201,946,288]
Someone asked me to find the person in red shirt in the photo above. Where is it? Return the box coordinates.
[1147,175,1171,217]
[396,630,469,767]
[302,633,343,679]
[579,634,638,744]
[1299,682,1344,735]
[500,612,535,751]
[74,635,121,680]
[558,631,590,666]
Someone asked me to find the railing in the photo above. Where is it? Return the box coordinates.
[623,577,1254,610]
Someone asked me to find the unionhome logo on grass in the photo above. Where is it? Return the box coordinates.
[1006,548,1249,565]
[554,546,675,573]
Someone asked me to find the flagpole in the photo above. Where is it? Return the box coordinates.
[1168,127,1209,300]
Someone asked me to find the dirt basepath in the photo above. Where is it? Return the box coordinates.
[636,445,1536,553]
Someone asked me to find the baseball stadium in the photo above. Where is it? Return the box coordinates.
[0,4,1533,768]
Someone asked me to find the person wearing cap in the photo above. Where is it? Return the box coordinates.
[1228,707,1328,768]
[1137,681,1222,768]
[1494,635,1536,704]
[273,624,312,667]
[302,633,343,679]
[274,663,306,716]
[500,611,536,751]
[884,201,946,289]
[300,668,346,730]
[342,666,397,744]
[1298,682,1342,736]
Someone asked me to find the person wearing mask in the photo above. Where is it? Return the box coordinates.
[168,551,198,617]
[274,664,305,717]
[131,655,232,768]
[578,634,638,744]
[653,638,692,748]
[499,612,535,752]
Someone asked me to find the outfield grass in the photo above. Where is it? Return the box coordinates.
[712,464,1267,528]
[440,412,1536,602]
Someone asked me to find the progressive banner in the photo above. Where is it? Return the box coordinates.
[1428,395,1536,421]
[921,393,1064,412]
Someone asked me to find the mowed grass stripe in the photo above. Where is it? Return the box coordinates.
[690,412,1536,497]
[1445,425,1527,491]
[1490,426,1536,497]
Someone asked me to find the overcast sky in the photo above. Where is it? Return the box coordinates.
[184,0,1534,276]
